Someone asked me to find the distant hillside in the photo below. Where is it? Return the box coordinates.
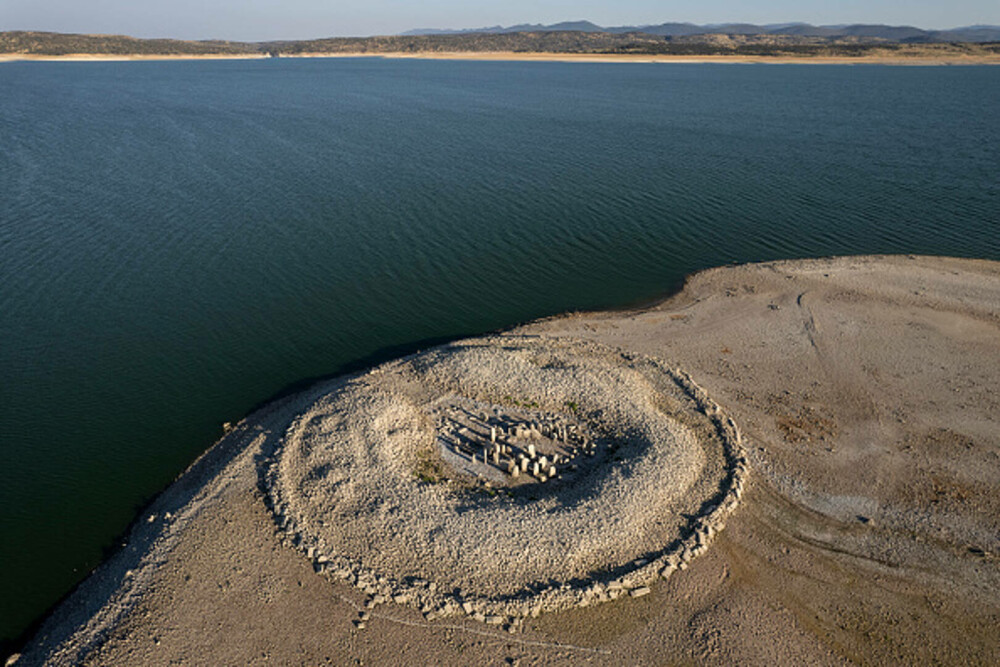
[0,31,256,56]
[403,21,1000,43]
[257,32,1000,57]
[3,29,999,59]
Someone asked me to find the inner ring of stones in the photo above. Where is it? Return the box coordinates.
[265,336,745,619]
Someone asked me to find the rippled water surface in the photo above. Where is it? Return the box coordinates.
[1,58,998,643]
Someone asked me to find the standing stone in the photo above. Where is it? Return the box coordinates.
[527,444,536,458]
[490,427,497,443]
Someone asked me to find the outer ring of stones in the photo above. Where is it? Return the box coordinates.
[263,339,748,626]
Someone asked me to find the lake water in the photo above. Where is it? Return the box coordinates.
[1,58,997,645]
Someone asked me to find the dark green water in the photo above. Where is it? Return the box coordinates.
[0,58,997,644]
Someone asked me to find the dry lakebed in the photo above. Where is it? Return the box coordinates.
[12,255,1000,666]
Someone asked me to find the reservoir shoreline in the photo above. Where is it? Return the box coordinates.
[3,51,1000,65]
[13,255,1000,666]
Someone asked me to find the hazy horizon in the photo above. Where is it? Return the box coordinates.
[3,0,1000,42]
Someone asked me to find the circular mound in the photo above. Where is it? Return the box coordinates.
[265,336,746,620]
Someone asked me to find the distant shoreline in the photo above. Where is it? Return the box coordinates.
[3,51,1000,65]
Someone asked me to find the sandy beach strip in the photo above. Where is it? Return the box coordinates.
[0,53,270,63]
[3,51,999,65]
[9,255,1000,666]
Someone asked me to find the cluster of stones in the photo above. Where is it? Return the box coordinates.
[266,363,748,631]
[433,402,598,486]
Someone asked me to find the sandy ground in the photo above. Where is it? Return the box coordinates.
[12,255,1000,666]
[0,53,270,63]
[304,51,1000,66]
[2,52,999,65]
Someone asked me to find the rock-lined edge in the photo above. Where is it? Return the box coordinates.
[262,360,748,629]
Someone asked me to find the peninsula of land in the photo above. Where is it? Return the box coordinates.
[10,255,999,666]
[2,30,999,65]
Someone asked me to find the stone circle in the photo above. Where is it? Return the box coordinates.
[264,336,747,622]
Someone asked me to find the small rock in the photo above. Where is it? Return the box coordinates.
[354,620,367,630]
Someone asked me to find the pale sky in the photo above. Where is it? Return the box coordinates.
[3,0,998,41]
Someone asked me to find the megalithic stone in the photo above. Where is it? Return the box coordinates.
[527,444,536,458]
[491,427,496,443]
